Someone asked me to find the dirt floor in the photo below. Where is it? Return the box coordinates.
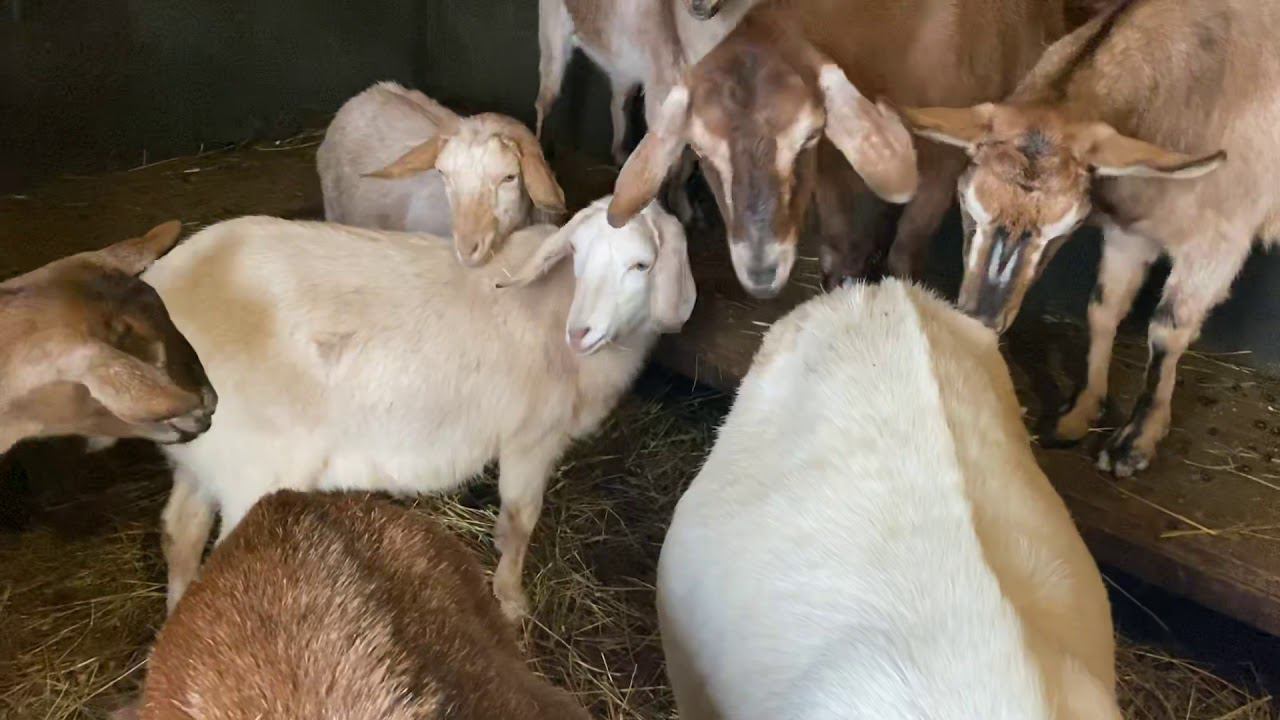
[1,140,1278,718]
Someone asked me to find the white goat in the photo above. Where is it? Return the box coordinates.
[142,198,695,617]
[317,81,566,267]
[657,280,1119,720]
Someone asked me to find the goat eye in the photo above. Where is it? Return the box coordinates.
[631,261,651,272]
[503,174,518,183]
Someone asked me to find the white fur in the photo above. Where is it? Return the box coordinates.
[143,198,694,615]
[657,280,1119,720]
[317,82,549,265]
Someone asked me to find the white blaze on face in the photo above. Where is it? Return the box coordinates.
[688,115,734,215]
[963,184,993,274]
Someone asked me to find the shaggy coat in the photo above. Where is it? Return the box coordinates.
[138,490,590,720]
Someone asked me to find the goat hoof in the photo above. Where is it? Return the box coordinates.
[1098,430,1151,478]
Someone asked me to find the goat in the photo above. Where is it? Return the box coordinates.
[140,198,695,616]
[608,0,1068,298]
[318,81,566,267]
[657,280,1119,720]
[132,490,591,720]
[901,0,1274,476]
[0,221,215,455]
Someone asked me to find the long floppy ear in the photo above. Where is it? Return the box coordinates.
[819,65,918,204]
[495,207,597,289]
[1067,121,1226,179]
[95,220,184,276]
[364,134,450,179]
[900,104,996,152]
[645,205,697,333]
[508,124,567,213]
[608,85,691,228]
[77,344,203,424]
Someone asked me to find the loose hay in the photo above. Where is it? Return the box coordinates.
[0,377,1274,719]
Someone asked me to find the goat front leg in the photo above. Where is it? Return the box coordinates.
[1098,235,1251,477]
[1049,224,1159,445]
[493,436,565,620]
[886,146,965,280]
[162,468,215,614]
[535,0,574,139]
[609,78,640,166]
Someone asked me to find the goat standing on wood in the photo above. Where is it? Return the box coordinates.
[608,0,1068,297]
[658,280,1120,720]
[0,221,215,455]
[903,0,1274,476]
[131,491,591,720]
[141,199,695,617]
[318,81,565,267]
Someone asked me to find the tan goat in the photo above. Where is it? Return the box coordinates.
[608,0,1068,297]
[0,222,216,454]
[903,0,1276,476]
[131,490,590,719]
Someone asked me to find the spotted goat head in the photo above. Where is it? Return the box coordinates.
[903,103,1225,333]
[608,26,918,299]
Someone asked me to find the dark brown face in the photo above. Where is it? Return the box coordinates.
[687,47,823,298]
[1,252,216,449]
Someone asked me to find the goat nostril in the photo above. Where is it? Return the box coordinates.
[569,327,590,345]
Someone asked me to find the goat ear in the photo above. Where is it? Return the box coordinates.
[900,104,995,152]
[608,85,691,228]
[364,135,449,179]
[820,66,918,204]
[495,224,575,289]
[1068,122,1226,179]
[77,344,203,425]
[510,125,567,213]
[95,220,184,276]
[646,206,697,333]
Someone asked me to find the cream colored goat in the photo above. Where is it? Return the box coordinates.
[658,280,1119,720]
[318,81,565,267]
[141,198,695,617]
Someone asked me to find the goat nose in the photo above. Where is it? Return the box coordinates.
[568,327,590,348]
[745,265,781,297]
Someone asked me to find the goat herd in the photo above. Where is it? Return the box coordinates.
[2,0,1276,717]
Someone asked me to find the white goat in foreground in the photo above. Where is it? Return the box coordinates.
[657,280,1119,720]
[318,81,566,267]
[142,198,695,617]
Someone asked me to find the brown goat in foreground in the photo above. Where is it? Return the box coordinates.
[904,0,1279,476]
[0,221,215,455]
[607,0,1069,297]
[132,490,590,719]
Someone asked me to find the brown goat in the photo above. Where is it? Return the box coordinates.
[608,0,1068,297]
[0,221,215,454]
[134,490,591,719]
[903,0,1276,476]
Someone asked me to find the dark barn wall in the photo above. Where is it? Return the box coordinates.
[3,0,1278,369]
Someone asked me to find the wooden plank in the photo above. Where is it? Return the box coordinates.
[656,233,1280,638]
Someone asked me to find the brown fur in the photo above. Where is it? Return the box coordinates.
[610,0,1068,294]
[138,491,591,720]
[0,221,215,454]
[903,0,1279,475]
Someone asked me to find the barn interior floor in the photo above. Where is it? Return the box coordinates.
[2,137,1279,715]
